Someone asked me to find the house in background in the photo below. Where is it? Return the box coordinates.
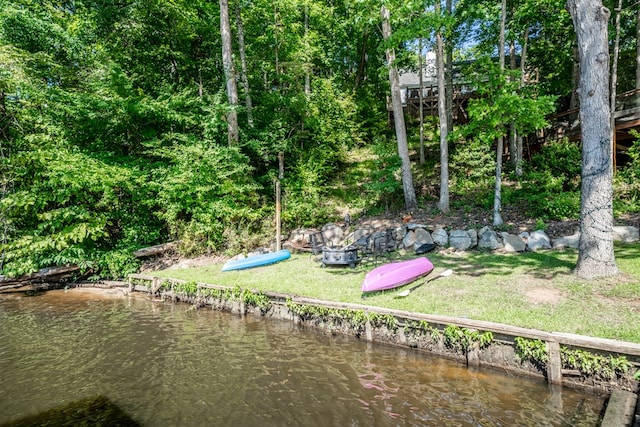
[392,52,477,125]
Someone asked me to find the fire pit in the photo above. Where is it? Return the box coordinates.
[321,246,360,268]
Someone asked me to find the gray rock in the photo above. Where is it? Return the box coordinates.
[467,229,478,247]
[403,230,417,248]
[322,223,344,246]
[613,225,639,243]
[527,230,551,251]
[478,228,503,250]
[406,223,429,231]
[552,232,580,249]
[413,227,433,245]
[449,229,473,250]
[501,232,526,252]
[432,228,449,246]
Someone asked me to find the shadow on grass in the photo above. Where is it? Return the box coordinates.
[426,250,577,280]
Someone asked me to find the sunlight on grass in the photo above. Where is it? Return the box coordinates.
[154,244,640,343]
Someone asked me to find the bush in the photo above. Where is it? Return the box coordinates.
[513,139,582,220]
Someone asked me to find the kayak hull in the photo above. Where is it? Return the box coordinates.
[361,257,434,292]
[222,250,291,272]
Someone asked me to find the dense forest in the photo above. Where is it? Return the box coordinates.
[0,0,639,280]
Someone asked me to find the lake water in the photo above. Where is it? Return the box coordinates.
[0,288,605,426]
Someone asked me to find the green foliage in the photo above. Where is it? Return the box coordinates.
[560,347,631,380]
[614,131,640,215]
[368,313,398,331]
[514,337,549,364]
[449,138,495,193]
[443,325,493,353]
[92,249,141,281]
[513,139,582,220]
[173,281,198,295]
[459,58,557,144]
[362,138,404,213]
[153,142,263,254]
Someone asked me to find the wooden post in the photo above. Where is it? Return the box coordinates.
[275,152,284,251]
[546,340,563,385]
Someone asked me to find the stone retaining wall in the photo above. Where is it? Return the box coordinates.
[286,223,640,255]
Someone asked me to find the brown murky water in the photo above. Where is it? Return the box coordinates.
[0,289,605,426]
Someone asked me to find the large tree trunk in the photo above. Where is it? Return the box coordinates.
[570,46,580,109]
[381,5,417,212]
[516,28,529,177]
[445,0,454,134]
[435,0,449,213]
[493,0,507,226]
[509,40,517,171]
[236,3,253,127]
[610,0,622,170]
[418,39,425,165]
[220,0,239,145]
[304,4,311,96]
[567,0,618,279]
[637,6,640,89]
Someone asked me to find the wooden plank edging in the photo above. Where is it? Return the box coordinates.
[128,274,640,358]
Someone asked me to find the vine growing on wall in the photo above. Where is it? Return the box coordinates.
[443,325,493,353]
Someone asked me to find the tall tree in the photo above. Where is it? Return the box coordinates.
[220,0,239,144]
[610,0,622,167]
[636,5,640,89]
[381,5,418,212]
[567,0,619,278]
[493,0,507,226]
[435,0,450,213]
[236,2,254,127]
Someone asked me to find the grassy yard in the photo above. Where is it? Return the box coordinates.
[152,244,640,343]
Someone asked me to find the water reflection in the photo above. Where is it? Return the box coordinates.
[0,289,604,426]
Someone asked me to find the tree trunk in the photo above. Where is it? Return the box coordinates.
[381,5,418,212]
[493,0,507,226]
[445,0,454,134]
[354,30,369,91]
[418,39,425,165]
[637,6,640,89]
[610,0,622,170]
[516,28,529,177]
[220,0,239,145]
[304,4,311,96]
[236,3,253,127]
[567,0,618,279]
[509,40,517,171]
[570,46,580,109]
[435,0,449,213]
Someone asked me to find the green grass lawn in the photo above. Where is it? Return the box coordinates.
[152,243,640,343]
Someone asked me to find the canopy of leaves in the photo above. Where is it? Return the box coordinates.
[0,0,637,279]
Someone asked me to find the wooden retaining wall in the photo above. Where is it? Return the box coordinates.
[128,273,640,395]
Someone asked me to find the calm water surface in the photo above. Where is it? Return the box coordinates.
[0,289,605,426]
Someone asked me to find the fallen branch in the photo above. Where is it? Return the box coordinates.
[0,265,80,290]
[133,242,177,258]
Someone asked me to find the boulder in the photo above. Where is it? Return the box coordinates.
[406,223,429,231]
[527,230,551,251]
[501,232,526,252]
[468,229,478,247]
[612,225,639,243]
[321,223,344,246]
[478,228,503,250]
[552,232,580,249]
[432,228,449,246]
[449,230,473,251]
[413,227,433,246]
[403,230,417,248]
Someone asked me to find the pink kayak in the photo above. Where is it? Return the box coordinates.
[361,257,434,292]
